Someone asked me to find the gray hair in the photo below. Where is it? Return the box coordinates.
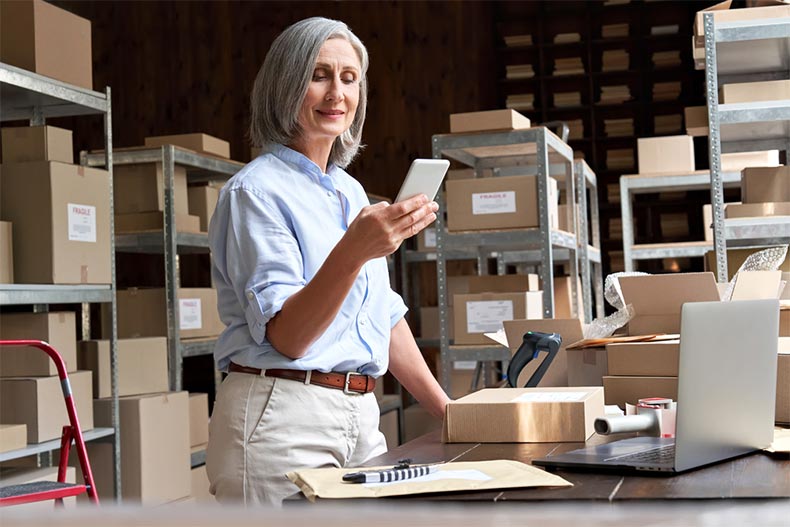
[249,17,369,169]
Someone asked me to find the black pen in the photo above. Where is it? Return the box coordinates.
[342,464,439,484]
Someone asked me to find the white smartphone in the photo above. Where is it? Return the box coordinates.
[394,159,450,203]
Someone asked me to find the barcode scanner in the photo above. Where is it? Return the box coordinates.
[506,331,562,388]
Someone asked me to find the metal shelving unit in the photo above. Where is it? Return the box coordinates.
[703,13,790,282]
[83,146,243,391]
[0,63,120,498]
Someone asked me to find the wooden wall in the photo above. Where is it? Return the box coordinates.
[54,1,497,198]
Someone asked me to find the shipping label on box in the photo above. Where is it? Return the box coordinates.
[179,298,203,330]
[416,227,436,251]
[466,300,514,333]
[454,292,543,345]
[472,191,517,215]
[67,203,97,242]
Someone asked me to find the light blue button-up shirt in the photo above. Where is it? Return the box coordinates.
[208,144,408,377]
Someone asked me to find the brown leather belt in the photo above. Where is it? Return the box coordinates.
[228,362,375,394]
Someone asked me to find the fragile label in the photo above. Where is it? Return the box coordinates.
[423,227,437,248]
[513,391,588,403]
[466,300,514,333]
[179,298,202,330]
[454,361,477,370]
[472,191,516,215]
[67,203,97,243]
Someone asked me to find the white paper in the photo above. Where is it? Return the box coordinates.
[423,227,436,248]
[466,300,514,333]
[513,391,588,403]
[472,191,516,215]
[67,203,97,243]
[483,328,509,347]
[363,469,492,488]
[453,361,477,370]
[179,298,202,330]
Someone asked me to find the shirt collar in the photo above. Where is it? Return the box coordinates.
[268,143,340,181]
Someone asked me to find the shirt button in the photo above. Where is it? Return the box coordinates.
[326,191,333,197]
[246,291,254,300]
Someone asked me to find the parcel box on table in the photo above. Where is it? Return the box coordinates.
[442,387,604,443]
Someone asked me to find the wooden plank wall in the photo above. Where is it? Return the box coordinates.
[54,1,497,198]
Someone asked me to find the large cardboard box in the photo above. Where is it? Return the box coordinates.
[446,175,558,231]
[94,392,191,505]
[503,318,584,387]
[704,248,790,281]
[684,106,708,136]
[619,272,720,335]
[467,274,540,294]
[694,3,790,44]
[637,136,695,174]
[567,347,608,386]
[107,287,224,339]
[419,306,453,339]
[145,134,230,159]
[188,185,220,232]
[77,337,169,398]
[449,109,530,134]
[113,163,189,215]
[777,342,789,424]
[0,161,111,284]
[742,166,790,204]
[602,376,678,407]
[0,0,93,90]
[720,150,779,173]
[115,211,202,233]
[0,221,12,283]
[0,370,92,443]
[453,292,543,345]
[379,409,399,448]
[442,387,605,443]
[726,202,790,218]
[0,467,76,510]
[1,125,73,164]
[404,404,442,442]
[553,275,583,319]
[189,392,209,448]
[190,464,213,503]
[720,80,790,104]
[606,340,680,376]
[0,424,27,453]
[0,311,77,376]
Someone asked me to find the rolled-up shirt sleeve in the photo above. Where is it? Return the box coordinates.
[388,287,409,329]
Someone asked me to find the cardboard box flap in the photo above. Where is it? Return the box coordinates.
[619,273,720,315]
[731,271,783,301]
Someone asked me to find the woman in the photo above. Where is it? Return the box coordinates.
[206,17,450,506]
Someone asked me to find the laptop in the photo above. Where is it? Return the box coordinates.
[533,299,779,474]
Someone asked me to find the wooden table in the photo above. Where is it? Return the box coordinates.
[361,430,790,501]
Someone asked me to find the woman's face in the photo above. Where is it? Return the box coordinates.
[297,38,361,146]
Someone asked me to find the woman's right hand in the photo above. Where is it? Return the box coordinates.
[339,194,438,268]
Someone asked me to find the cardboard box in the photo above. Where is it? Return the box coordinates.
[467,274,540,294]
[777,342,789,424]
[782,309,790,337]
[704,247,790,281]
[453,292,543,345]
[94,392,190,505]
[720,80,790,104]
[446,175,558,231]
[503,318,584,387]
[190,464,213,503]
[619,272,720,335]
[0,424,27,453]
[188,185,220,232]
[419,306,453,339]
[567,347,608,386]
[107,287,224,339]
[0,220,11,283]
[447,276,474,306]
[189,392,209,448]
[114,211,202,234]
[0,311,77,376]
[77,337,169,398]
[0,0,92,90]
[694,2,790,43]
[379,409,399,448]
[404,404,442,442]
[1,125,73,164]
[0,370,92,443]
[416,227,436,251]
[606,340,680,376]
[684,106,708,136]
[637,136,695,174]
[442,387,605,443]
[553,275,583,319]
[557,204,577,233]
[602,376,678,407]
[449,109,530,134]
[445,360,478,399]
[726,202,790,218]
[0,161,111,284]
[145,134,230,159]
[0,467,76,510]
[113,163,189,215]
[730,270,783,301]
[720,150,779,173]
[742,166,790,203]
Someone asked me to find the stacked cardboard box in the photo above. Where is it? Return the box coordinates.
[601,23,629,39]
[553,91,582,108]
[653,81,681,101]
[505,64,534,80]
[602,340,679,407]
[604,118,634,137]
[654,114,683,135]
[720,79,790,104]
[449,110,530,134]
[506,94,534,112]
[145,133,231,159]
[637,135,695,174]
[602,50,629,72]
[553,57,585,76]
[565,119,585,140]
[727,165,789,219]
[599,85,631,104]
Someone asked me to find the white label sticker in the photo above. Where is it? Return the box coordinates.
[453,361,477,370]
[179,298,202,330]
[423,227,437,248]
[472,191,516,215]
[513,391,588,403]
[67,203,97,243]
[466,300,514,334]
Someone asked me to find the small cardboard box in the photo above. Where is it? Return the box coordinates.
[0,424,27,453]
[190,465,213,503]
[684,106,708,136]
[94,392,191,505]
[115,211,202,234]
[0,0,93,90]
[379,409,399,448]
[554,275,583,320]
[567,347,608,386]
[782,309,790,337]
[442,387,605,443]
[726,202,790,219]
[145,133,230,159]
[720,150,779,173]
[1,125,73,164]
[777,340,789,424]
[606,340,680,376]
[503,318,584,387]
[637,135,695,174]
[0,161,111,284]
[404,404,442,442]
[189,392,209,448]
[416,227,436,251]
[720,80,790,104]
[694,2,790,43]
[77,337,169,398]
[602,376,678,407]
[467,274,540,294]
[446,175,558,231]
[113,163,189,215]
[449,109,531,134]
[619,272,720,336]
[454,292,543,345]
[419,306,453,339]
[557,204,577,233]
[0,311,77,376]
[0,370,93,443]
[188,185,220,232]
[742,166,790,204]
[0,221,12,283]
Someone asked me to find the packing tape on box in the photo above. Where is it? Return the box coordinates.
[720,246,788,302]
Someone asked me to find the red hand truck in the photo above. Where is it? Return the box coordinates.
[0,340,100,507]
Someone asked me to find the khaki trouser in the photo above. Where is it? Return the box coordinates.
[206,371,387,506]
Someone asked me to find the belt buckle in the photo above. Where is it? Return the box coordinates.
[344,372,365,395]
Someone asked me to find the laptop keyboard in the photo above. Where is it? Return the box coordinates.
[609,444,675,464]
